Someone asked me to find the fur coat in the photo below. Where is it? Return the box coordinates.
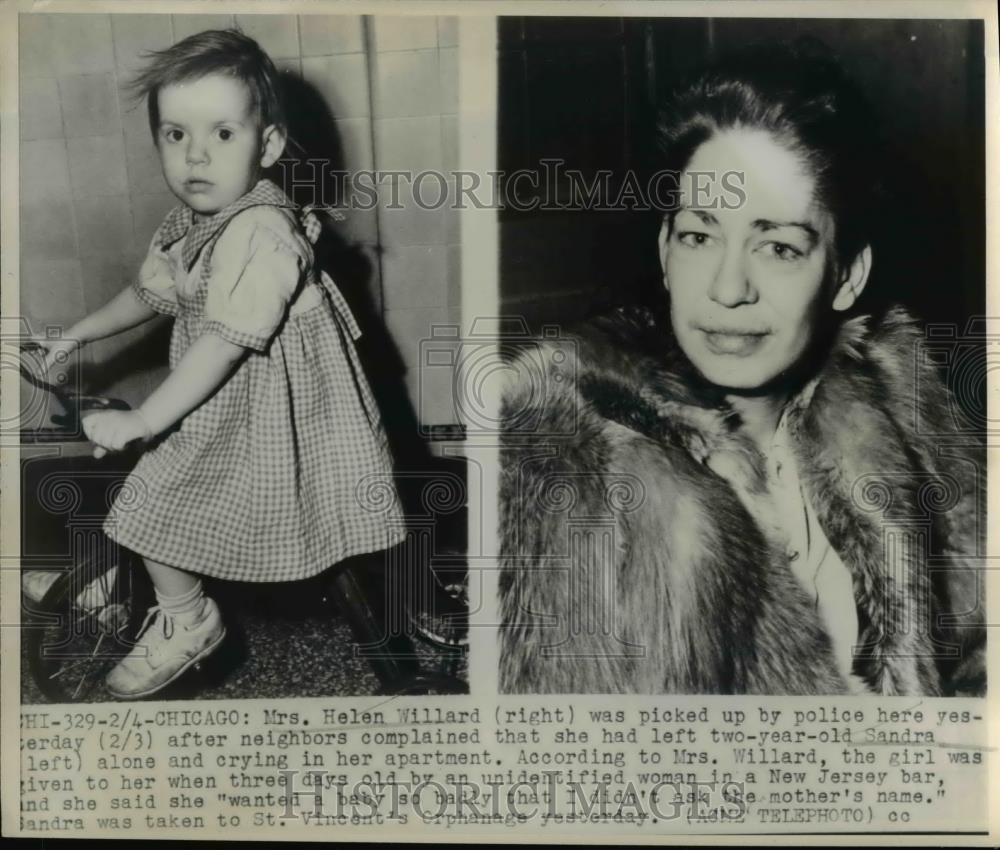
[499,305,985,696]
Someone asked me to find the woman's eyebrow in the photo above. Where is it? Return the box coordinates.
[679,207,720,226]
[752,218,820,244]
[158,119,245,128]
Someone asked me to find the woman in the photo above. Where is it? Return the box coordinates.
[498,45,985,696]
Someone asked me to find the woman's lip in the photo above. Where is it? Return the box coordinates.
[699,328,770,356]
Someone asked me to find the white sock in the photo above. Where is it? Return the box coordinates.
[155,581,206,625]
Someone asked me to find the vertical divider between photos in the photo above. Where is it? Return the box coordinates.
[458,13,500,702]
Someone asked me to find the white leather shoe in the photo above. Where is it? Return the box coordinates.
[105,597,225,699]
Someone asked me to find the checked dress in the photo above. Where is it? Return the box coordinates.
[103,179,405,581]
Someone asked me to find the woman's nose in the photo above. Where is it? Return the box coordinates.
[708,244,756,307]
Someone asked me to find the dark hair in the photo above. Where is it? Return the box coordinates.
[658,40,883,271]
[128,29,285,140]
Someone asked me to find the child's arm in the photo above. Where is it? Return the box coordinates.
[139,333,247,433]
[37,286,160,369]
[82,333,247,456]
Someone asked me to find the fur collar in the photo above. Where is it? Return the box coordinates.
[500,304,984,696]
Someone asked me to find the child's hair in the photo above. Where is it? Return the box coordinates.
[129,29,285,140]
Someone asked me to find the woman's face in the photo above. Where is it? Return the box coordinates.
[661,127,865,392]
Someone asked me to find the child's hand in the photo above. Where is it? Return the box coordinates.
[29,334,81,371]
[82,410,153,459]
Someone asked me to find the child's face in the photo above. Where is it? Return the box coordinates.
[156,74,280,219]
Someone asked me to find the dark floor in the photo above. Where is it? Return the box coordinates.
[21,577,468,704]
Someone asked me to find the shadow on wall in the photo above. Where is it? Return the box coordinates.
[277,73,431,482]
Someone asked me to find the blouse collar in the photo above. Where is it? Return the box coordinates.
[156,179,296,272]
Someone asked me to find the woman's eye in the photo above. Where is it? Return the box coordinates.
[759,241,805,262]
[678,231,713,249]
[163,129,184,143]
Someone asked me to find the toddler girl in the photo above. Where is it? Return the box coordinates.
[36,30,404,699]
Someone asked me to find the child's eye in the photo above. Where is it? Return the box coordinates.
[216,128,235,142]
[678,231,714,249]
[163,128,184,143]
[758,241,805,263]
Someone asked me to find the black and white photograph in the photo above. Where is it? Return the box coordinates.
[3,2,997,843]
[14,12,469,703]
[498,17,988,696]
